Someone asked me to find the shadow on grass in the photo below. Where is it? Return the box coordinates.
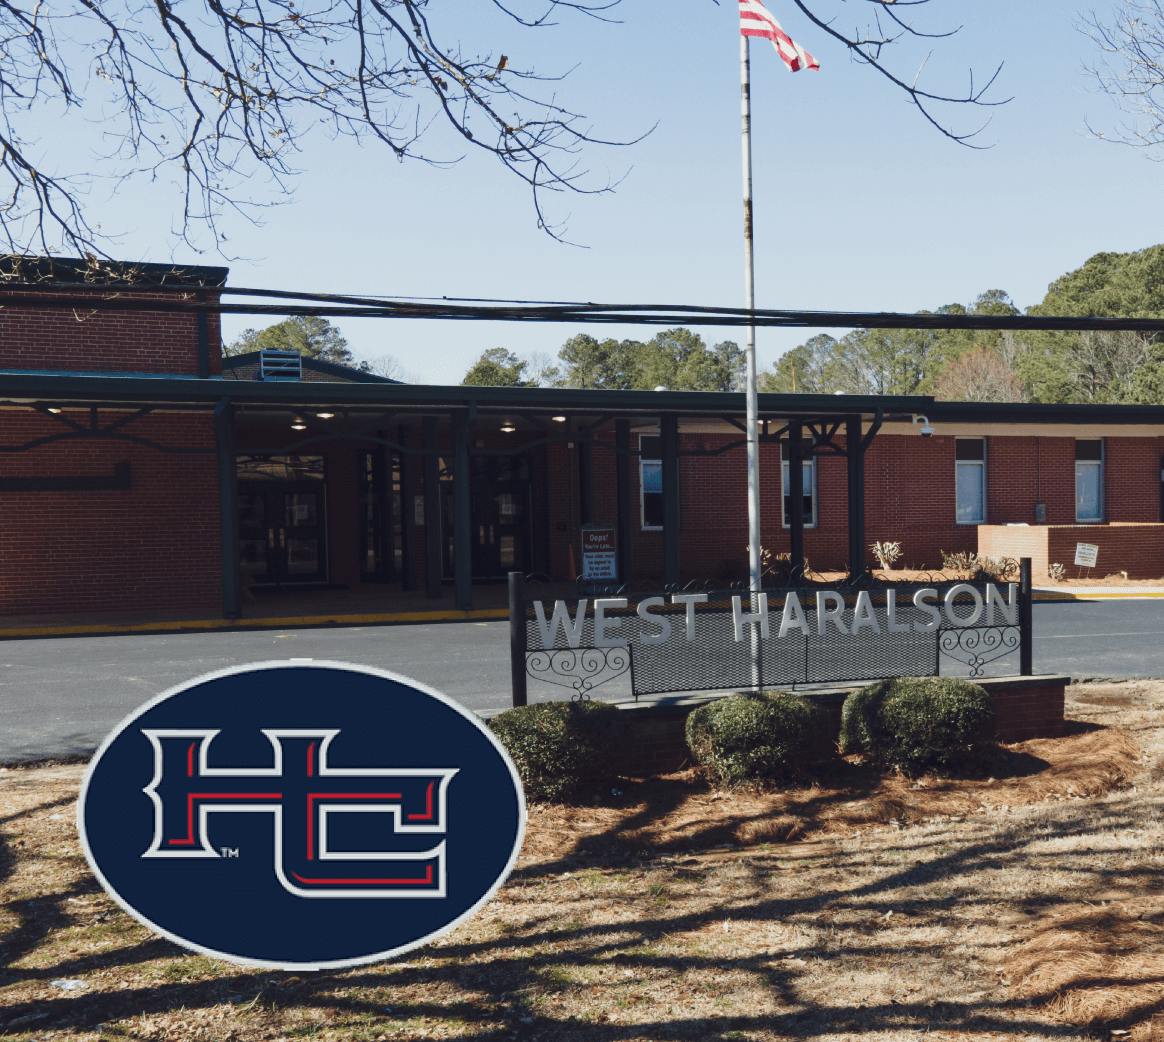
[0,721,1151,1041]
[519,733,1071,877]
[1,798,1148,1039]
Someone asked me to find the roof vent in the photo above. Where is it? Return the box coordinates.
[258,348,303,381]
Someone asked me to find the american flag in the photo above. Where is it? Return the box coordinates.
[739,0,820,73]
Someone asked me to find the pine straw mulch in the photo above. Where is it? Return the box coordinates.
[999,680,1164,1042]
[0,680,1162,1042]
[523,723,1141,864]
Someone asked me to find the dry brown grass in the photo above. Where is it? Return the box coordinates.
[1,681,1161,1042]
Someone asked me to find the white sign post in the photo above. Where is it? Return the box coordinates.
[1074,542,1099,570]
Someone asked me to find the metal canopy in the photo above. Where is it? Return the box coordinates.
[0,371,931,419]
[10,372,1164,426]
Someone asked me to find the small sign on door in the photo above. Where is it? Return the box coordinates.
[581,524,618,581]
[1074,542,1099,568]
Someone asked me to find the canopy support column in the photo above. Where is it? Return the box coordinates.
[213,399,240,619]
[787,419,805,580]
[846,416,867,582]
[398,424,416,591]
[615,419,634,584]
[452,411,473,611]
[662,414,680,586]
[422,416,442,599]
[578,433,593,526]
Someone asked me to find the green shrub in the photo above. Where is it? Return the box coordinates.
[840,677,995,776]
[686,691,832,788]
[489,700,620,803]
[839,684,880,756]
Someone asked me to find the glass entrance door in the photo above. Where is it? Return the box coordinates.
[475,486,528,577]
[237,455,328,586]
[441,454,532,580]
[470,455,531,579]
[281,488,328,582]
[239,484,328,585]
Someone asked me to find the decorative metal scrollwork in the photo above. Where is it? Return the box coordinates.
[938,626,1020,678]
[525,647,631,701]
[885,569,957,584]
[575,579,628,597]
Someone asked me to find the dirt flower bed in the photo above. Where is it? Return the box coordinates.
[524,722,1140,862]
[1,680,1162,1042]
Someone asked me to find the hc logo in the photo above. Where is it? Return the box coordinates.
[142,729,456,897]
[79,662,526,970]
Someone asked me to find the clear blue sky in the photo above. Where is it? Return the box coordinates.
[60,1,1164,383]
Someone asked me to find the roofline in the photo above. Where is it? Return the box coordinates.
[221,351,401,384]
[2,372,1163,424]
[0,255,228,289]
[927,400,1164,424]
[0,373,930,416]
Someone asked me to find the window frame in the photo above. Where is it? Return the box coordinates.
[954,437,988,526]
[780,442,818,529]
[1075,439,1105,523]
[639,432,665,532]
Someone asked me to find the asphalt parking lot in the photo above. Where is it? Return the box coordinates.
[0,599,1160,763]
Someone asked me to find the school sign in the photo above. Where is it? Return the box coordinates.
[508,566,1034,704]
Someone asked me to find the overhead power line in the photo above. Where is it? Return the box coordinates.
[2,282,1164,334]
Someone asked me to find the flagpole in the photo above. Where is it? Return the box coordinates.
[740,29,763,690]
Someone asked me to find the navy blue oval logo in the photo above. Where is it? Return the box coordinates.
[78,661,525,970]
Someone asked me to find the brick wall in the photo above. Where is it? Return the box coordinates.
[1046,523,1164,579]
[0,292,222,375]
[978,525,1051,577]
[540,430,1164,586]
[1105,436,1164,522]
[0,410,220,616]
[979,522,1164,579]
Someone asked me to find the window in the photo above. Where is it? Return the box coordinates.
[955,438,987,525]
[780,441,817,528]
[1076,439,1104,522]
[639,434,664,530]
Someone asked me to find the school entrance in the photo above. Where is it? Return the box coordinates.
[237,455,329,587]
[442,454,534,581]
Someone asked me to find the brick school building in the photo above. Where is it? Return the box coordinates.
[2,257,1163,624]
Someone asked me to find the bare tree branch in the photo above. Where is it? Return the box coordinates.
[1081,1,1164,153]
[786,0,1009,145]
[0,0,1003,261]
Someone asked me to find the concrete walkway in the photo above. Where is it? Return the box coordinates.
[3,581,1163,639]
[0,584,512,639]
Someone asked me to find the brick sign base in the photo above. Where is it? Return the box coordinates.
[600,674,1068,777]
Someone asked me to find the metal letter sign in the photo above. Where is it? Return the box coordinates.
[79,662,525,969]
[1074,542,1099,568]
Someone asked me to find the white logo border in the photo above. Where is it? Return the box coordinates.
[77,659,527,971]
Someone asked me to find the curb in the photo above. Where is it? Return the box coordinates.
[1033,590,1164,602]
[0,607,510,640]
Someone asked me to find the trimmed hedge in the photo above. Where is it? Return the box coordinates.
[686,691,832,788]
[840,677,995,776]
[489,700,621,803]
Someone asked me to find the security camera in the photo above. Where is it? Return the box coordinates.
[912,414,935,438]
